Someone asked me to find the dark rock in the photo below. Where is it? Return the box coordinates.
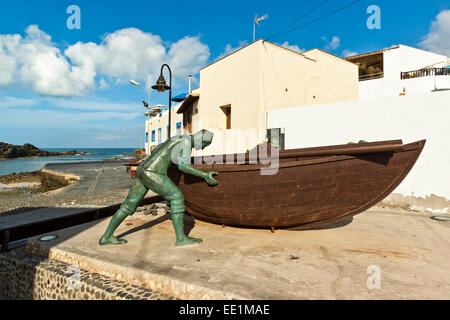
[0,142,79,159]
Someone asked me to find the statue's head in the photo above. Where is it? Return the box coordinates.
[192,129,214,150]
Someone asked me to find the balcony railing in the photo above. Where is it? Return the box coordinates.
[401,67,450,80]
[359,72,384,81]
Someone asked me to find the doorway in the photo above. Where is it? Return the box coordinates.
[220,105,231,130]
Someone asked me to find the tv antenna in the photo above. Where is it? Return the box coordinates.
[253,14,268,42]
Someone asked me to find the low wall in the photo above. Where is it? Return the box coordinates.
[0,248,170,300]
[268,91,450,212]
[40,169,79,193]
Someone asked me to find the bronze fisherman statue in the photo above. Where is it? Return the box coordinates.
[99,129,218,246]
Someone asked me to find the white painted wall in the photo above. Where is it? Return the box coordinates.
[268,91,450,201]
[359,45,448,100]
[360,76,450,100]
[145,103,183,154]
[384,45,447,78]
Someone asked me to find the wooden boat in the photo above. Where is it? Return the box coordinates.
[168,139,425,230]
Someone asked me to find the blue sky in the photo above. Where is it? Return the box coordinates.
[0,0,448,148]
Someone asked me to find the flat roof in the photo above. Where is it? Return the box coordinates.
[344,45,400,60]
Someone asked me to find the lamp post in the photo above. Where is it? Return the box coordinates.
[130,80,151,110]
[151,64,172,139]
[130,80,152,153]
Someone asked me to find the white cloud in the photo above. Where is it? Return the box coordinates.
[45,98,140,112]
[0,94,142,132]
[0,104,140,129]
[0,96,38,108]
[218,41,249,59]
[168,36,210,79]
[66,28,209,87]
[322,36,341,51]
[279,41,305,53]
[99,78,108,89]
[0,25,96,97]
[419,10,450,56]
[0,25,210,97]
[0,94,140,112]
[342,49,358,58]
[0,35,18,86]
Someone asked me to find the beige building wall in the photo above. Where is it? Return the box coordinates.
[260,42,314,119]
[197,42,262,132]
[302,49,359,105]
[174,40,358,155]
[195,40,358,134]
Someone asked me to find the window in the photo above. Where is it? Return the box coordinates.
[176,122,182,135]
[145,132,148,143]
[151,130,155,142]
[183,107,193,133]
[158,128,161,144]
[220,105,231,129]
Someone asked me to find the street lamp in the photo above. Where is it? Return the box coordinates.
[130,79,153,154]
[130,80,151,110]
[151,64,172,139]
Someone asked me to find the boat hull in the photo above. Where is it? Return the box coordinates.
[168,140,425,230]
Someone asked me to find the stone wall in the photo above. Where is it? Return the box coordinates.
[0,249,174,300]
[40,169,79,193]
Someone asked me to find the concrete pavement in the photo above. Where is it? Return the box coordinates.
[26,207,450,300]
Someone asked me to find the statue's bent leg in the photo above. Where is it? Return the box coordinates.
[140,171,202,246]
[99,178,148,245]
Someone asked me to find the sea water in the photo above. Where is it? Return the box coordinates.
[0,148,135,176]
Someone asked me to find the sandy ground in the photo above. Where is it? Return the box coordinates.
[0,171,41,184]
[0,171,42,196]
[0,182,40,189]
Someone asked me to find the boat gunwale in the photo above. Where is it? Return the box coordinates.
[191,139,405,164]
[189,140,425,173]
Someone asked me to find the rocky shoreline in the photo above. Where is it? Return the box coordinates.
[0,142,79,159]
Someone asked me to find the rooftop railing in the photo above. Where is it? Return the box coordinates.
[401,67,450,80]
[359,72,384,81]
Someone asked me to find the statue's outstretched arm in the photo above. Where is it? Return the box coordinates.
[177,138,218,186]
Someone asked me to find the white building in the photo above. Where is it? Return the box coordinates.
[267,44,450,211]
[144,103,184,154]
[345,45,449,100]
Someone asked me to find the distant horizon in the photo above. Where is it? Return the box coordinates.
[1,141,141,150]
[43,147,139,150]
